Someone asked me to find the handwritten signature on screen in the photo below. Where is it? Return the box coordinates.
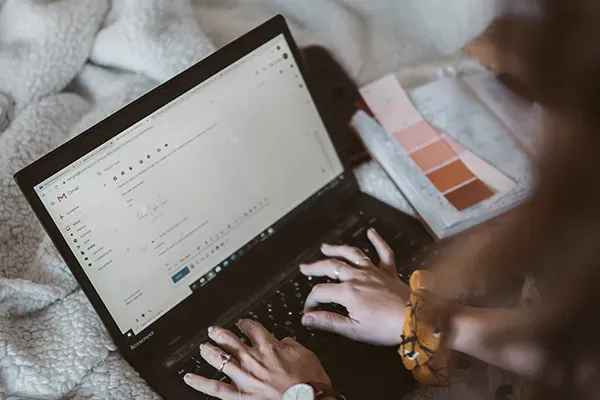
[137,195,169,221]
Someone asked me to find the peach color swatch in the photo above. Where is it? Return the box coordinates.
[360,74,504,211]
[409,140,457,172]
[393,121,439,151]
[427,161,476,193]
[445,180,495,210]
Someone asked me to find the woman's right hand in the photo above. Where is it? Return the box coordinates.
[300,228,410,346]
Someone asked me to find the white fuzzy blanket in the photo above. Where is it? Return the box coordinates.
[0,1,501,398]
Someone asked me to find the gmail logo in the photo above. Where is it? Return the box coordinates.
[57,193,67,203]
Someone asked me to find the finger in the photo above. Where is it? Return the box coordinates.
[184,373,238,399]
[237,318,277,347]
[199,342,247,382]
[281,336,302,348]
[300,259,358,281]
[304,283,345,311]
[367,228,396,274]
[321,243,372,267]
[208,326,250,360]
[302,311,358,339]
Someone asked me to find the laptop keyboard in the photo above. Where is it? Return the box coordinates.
[170,210,437,398]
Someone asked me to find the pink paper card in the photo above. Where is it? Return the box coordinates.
[359,74,423,134]
[393,121,440,152]
[360,74,516,197]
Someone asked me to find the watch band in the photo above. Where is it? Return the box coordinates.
[307,382,347,400]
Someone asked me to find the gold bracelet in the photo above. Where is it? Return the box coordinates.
[398,270,449,386]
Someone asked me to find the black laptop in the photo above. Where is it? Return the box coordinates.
[14,16,435,400]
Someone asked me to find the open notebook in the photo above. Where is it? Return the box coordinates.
[352,73,536,239]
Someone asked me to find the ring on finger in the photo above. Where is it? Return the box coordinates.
[354,256,371,267]
[334,264,341,280]
[217,352,232,374]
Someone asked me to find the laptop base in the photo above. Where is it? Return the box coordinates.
[147,193,434,399]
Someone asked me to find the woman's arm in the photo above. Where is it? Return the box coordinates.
[447,306,545,378]
[300,230,546,379]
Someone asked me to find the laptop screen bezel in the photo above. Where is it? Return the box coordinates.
[14,15,360,360]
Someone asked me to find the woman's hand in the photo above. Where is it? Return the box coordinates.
[184,319,331,399]
[301,228,409,346]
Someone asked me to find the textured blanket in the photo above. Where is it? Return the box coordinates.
[0,0,500,398]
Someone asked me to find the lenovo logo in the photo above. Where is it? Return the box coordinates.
[130,331,155,350]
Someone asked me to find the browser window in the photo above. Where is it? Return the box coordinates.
[34,35,343,337]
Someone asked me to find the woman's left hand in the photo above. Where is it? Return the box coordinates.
[184,318,331,399]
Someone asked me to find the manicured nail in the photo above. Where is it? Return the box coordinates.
[302,315,315,326]
[184,374,192,383]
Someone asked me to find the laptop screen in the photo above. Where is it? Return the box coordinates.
[33,34,344,337]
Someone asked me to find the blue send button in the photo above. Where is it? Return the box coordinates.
[171,267,190,283]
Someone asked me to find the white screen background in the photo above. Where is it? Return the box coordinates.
[35,35,343,335]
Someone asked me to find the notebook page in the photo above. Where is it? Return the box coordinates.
[461,72,542,157]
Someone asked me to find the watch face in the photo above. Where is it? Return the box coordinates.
[282,383,315,400]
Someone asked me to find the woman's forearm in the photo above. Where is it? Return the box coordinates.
[446,306,545,378]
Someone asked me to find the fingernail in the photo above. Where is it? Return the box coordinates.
[321,243,331,250]
[302,315,315,326]
[208,326,214,334]
[184,374,192,383]
[299,264,306,270]
[199,343,205,350]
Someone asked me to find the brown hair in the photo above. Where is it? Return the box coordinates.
[431,1,600,398]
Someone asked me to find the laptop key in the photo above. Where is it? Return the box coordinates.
[350,225,367,240]
[408,238,420,248]
[366,215,406,244]
[175,365,190,380]
[174,354,211,382]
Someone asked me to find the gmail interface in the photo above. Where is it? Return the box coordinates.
[34,34,343,337]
